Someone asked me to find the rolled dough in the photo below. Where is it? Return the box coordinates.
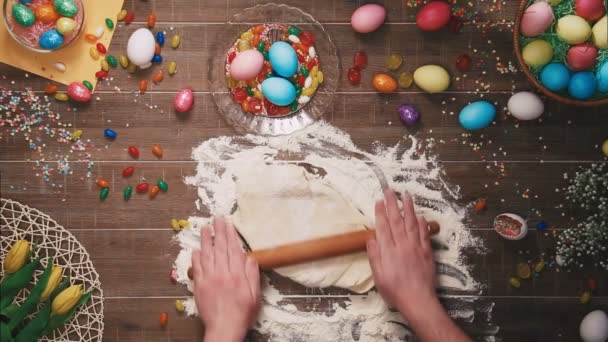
[231,163,375,293]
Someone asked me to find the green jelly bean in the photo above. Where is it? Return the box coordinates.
[262,50,269,61]
[100,188,109,200]
[301,66,309,77]
[7,258,53,331]
[296,87,302,96]
[105,18,114,29]
[157,180,168,192]
[256,42,265,51]
[106,55,117,67]
[265,73,273,79]
[123,185,132,200]
[12,4,35,27]
[245,86,254,96]
[82,80,93,91]
[287,26,301,36]
[290,101,298,111]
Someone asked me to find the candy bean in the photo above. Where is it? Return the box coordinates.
[310,65,319,78]
[155,43,161,55]
[167,61,177,75]
[240,31,253,40]
[104,128,117,140]
[509,277,521,288]
[252,24,265,35]
[175,300,185,313]
[44,84,57,94]
[95,70,108,79]
[152,55,163,63]
[169,269,177,282]
[135,183,149,193]
[245,86,254,96]
[139,79,148,94]
[170,219,181,231]
[96,178,109,188]
[100,188,109,201]
[580,291,591,304]
[54,62,66,73]
[152,70,164,84]
[147,13,156,28]
[237,39,250,51]
[253,89,264,99]
[116,9,127,21]
[171,34,181,48]
[96,42,107,54]
[106,55,118,68]
[301,87,314,97]
[288,34,300,43]
[290,101,299,112]
[151,144,163,158]
[100,59,109,71]
[298,96,310,104]
[124,12,134,24]
[149,185,160,198]
[156,32,165,46]
[128,146,140,158]
[178,220,189,228]
[157,179,168,192]
[123,185,133,200]
[95,26,104,38]
[54,93,68,101]
[84,34,97,43]
[127,63,137,74]
[309,46,316,59]
[262,50,269,61]
[105,18,114,30]
[89,47,100,60]
[118,55,129,68]
[70,129,82,141]
[304,76,312,88]
[301,66,309,77]
[82,80,93,91]
[159,312,168,327]
[287,26,301,36]
[122,166,134,177]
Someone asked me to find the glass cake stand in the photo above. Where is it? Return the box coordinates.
[208,3,339,136]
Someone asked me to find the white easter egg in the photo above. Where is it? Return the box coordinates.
[127,28,156,69]
[580,310,608,342]
[507,91,544,120]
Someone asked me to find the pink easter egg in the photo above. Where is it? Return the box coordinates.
[229,49,264,81]
[351,4,386,33]
[66,82,91,102]
[575,0,605,22]
[416,1,452,31]
[174,88,193,112]
[520,2,554,37]
[566,43,598,71]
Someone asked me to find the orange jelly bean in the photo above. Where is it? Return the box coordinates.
[149,185,160,198]
[84,34,98,43]
[44,84,58,94]
[252,35,260,49]
[152,70,164,84]
[252,25,265,35]
[151,144,163,158]
[155,43,161,55]
[96,178,110,188]
[139,79,148,94]
[159,312,168,327]
[241,99,250,112]
[147,13,157,28]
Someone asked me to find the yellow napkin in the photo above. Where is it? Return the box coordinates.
[0,0,124,89]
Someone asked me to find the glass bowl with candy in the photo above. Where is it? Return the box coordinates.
[3,0,85,53]
[208,3,339,136]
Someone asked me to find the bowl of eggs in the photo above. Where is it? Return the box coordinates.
[208,3,339,136]
[514,0,608,106]
[3,0,85,53]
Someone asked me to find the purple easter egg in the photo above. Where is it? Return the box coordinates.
[398,104,420,126]
[67,82,91,102]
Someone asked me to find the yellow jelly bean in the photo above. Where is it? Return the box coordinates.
[118,55,129,68]
[311,65,319,78]
[100,59,109,71]
[175,300,185,312]
[70,129,82,141]
[178,220,189,228]
[127,62,137,74]
[117,9,127,21]
[240,31,254,40]
[311,77,319,90]
[226,76,238,89]
[89,47,99,60]
[580,291,591,304]
[54,93,68,101]
[170,219,181,232]
[237,39,251,52]
[171,34,181,49]
[253,89,264,99]
[302,87,315,97]
[317,70,324,84]
[168,61,177,75]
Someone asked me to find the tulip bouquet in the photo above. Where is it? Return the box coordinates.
[0,240,92,342]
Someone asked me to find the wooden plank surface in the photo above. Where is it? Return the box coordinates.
[1,0,607,341]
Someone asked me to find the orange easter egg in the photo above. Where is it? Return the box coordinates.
[35,4,60,24]
[372,73,398,93]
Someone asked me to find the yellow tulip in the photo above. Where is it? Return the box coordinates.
[3,240,30,273]
[40,266,63,302]
[52,285,82,316]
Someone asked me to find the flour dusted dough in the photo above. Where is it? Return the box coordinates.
[231,163,375,293]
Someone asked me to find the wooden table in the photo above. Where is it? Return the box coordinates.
[1,1,607,341]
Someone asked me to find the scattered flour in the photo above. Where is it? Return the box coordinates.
[174,121,496,341]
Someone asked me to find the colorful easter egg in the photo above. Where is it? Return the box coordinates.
[39,29,64,50]
[595,61,608,92]
[55,17,76,35]
[507,91,544,121]
[522,39,553,68]
[458,101,496,130]
[540,63,571,91]
[413,65,450,93]
[67,82,91,102]
[575,0,605,22]
[520,1,554,37]
[127,28,156,69]
[174,88,194,112]
[12,3,35,27]
[268,42,298,78]
[416,1,452,31]
[261,77,297,106]
[566,43,598,71]
[53,0,78,17]
[351,3,386,33]
[568,71,597,100]
[556,15,592,44]
[230,49,264,81]
[35,3,60,24]
[592,16,608,49]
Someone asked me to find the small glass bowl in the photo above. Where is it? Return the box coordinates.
[3,0,85,53]
[208,3,339,136]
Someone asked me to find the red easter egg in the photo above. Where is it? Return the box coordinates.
[575,0,605,22]
[416,1,452,31]
[566,43,598,71]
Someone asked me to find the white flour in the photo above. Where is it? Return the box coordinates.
[174,121,495,341]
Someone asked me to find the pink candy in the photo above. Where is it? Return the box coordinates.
[174,88,193,112]
[66,82,91,102]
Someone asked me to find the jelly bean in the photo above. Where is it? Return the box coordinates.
[171,34,181,49]
[175,300,185,313]
[70,129,82,141]
[100,188,109,201]
[149,185,160,198]
[262,50,269,61]
[170,219,181,231]
[309,46,316,59]
[138,79,148,94]
[387,53,403,70]
[151,144,163,158]
[152,55,163,63]
[53,62,66,73]
[95,70,108,79]
[55,0,78,16]
[159,312,168,327]
[155,43,161,55]
[245,86,254,96]
[252,35,260,49]
[128,146,140,158]
[54,93,69,101]
[455,54,472,72]
[241,99,250,112]
[44,84,58,94]
[123,185,133,200]
[353,52,368,71]
[122,166,135,177]
[256,42,265,52]
[299,31,314,46]
[516,262,531,279]
[12,4,35,27]
[311,77,319,91]
[534,261,545,273]
[301,87,315,97]
[301,66,309,78]
[124,12,134,24]
[535,221,548,232]
[237,39,251,51]
[398,71,413,88]
[152,70,164,84]
[509,277,521,288]
[104,128,117,140]
[156,31,165,46]
[304,76,312,88]
[157,179,168,192]
[96,178,110,188]
[95,26,104,38]
[100,59,110,71]
[178,219,189,228]
[249,97,263,113]
[117,9,127,21]
[85,34,97,43]
[227,51,237,64]
[252,25,265,35]
[168,61,177,75]
[253,89,264,100]
[135,183,150,193]
[118,55,129,68]
[232,88,248,103]
[147,13,156,28]
[56,17,76,35]
[96,43,107,54]
[287,26,301,36]
[347,67,361,84]
[288,34,301,44]
[169,269,178,283]
[105,18,114,30]
[83,80,93,91]
[310,65,319,78]
[580,291,591,304]
[106,55,117,68]
[240,31,253,40]
[473,198,487,212]
[89,47,100,60]
[290,101,299,111]
[127,63,137,74]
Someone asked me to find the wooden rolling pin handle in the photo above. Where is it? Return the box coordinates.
[250,221,440,270]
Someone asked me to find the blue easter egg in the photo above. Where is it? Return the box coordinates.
[458,101,496,130]
[261,77,297,106]
[568,71,597,100]
[597,61,608,93]
[39,29,64,50]
[156,31,165,46]
[540,63,570,92]
[104,128,117,140]
[268,41,298,78]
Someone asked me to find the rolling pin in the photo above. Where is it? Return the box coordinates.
[249,221,440,270]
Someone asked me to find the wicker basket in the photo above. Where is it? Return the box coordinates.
[513,0,608,107]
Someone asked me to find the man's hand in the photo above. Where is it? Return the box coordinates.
[191,217,261,342]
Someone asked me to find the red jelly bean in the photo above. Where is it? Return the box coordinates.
[347,67,362,84]
[228,51,236,63]
[249,98,263,114]
[124,12,135,24]
[353,51,368,69]
[297,53,306,63]
[128,146,140,158]
[95,70,108,79]
[296,74,305,87]
[232,88,248,104]
[96,43,107,54]
[447,15,463,33]
[122,166,135,177]
[135,182,150,193]
[299,31,314,46]
[266,103,281,116]
[455,54,472,72]
[307,58,318,71]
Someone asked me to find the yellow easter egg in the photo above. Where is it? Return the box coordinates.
[556,15,592,44]
[56,17,76,35]
[522,39,553,68]
[413,65,450,93]
[592,16,608,49]
[602,139,608,157]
